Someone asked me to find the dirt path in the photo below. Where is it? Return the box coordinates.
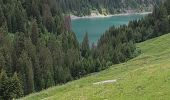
[93,80,117,85]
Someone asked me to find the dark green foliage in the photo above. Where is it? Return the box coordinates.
[0,52,5,72]
[0,33,13,75]
[42,3,54,33]
[164,0,170,15]
[0,5,5,27]
[18,51,34,94]
[97,25,136,65]
[38,44,54,89]
[11,72,23,98]
[31,19,39,45]
[0,70,23,100]
[81,33,90,58]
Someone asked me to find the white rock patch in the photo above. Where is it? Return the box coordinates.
[93,80,117,85]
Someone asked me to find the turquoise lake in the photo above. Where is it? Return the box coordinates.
[71,14,147,44]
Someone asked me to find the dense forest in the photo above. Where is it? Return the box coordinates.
[0,0,169,99]
[97,1,170,64]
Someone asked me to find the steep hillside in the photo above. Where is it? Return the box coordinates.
[21,33,170,100]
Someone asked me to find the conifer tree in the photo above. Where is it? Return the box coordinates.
[38,42,54,89]
[164,0,170,15]
[0,52,5,70]
[18,51,34,94]
[0,69,8,100]
[11,72,23,99]
[0,5,5,27]
[0,70,23,99]
[81,33,90,58]
[31,19,39,45]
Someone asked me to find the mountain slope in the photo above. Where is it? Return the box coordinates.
[21,33,170,100]
[58,0,162,16]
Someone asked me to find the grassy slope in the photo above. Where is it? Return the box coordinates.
[21,33,170,100]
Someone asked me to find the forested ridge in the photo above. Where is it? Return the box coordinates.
[57,0,163,16]
[0,0,169,99]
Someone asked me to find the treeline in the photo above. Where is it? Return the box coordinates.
[57,0,162,16]
[96,1,170,64]
[0,0,169,99]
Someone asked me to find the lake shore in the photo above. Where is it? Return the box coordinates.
[71,12,152,20]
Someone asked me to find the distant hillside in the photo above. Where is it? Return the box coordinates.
[21,33,170,100]
[57,0,163,16]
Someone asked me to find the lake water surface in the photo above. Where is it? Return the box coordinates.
[71,14,147,44]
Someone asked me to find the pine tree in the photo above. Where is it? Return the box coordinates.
[81,32,90,58]
[24,0,32,17]
[0,28,5,44]
[11,72,23,99]
[0,52,5,70]
[13,32,25,71]
[18,51,34,94]
[164,0,170,15]
[47,34,64,84]
[0,5,5,27]
[10,0,26,33]
[38,40,54,88]
[0,69,8,100]
[0,70,23,99]
[31,0,40,19]
[31,19,39,45]
[0,33,13,75]
[42,2,54,33]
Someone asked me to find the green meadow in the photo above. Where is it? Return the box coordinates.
[21,33,170,100]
